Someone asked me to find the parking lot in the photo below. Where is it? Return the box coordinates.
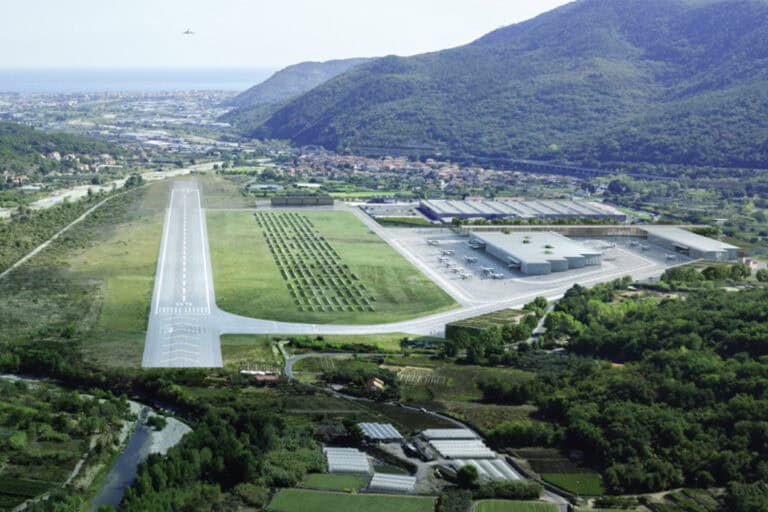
[381,227,691,304]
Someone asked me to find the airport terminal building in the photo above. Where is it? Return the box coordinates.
[469,231,602,275]
[420,199,626,223]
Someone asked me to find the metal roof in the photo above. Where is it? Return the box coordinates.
[420,199,625,220]
[453,459,522,481]
[358,423,404,441]
[323,447,372,474]
[421,428,479,440]
[368,473,417,493]
[472,231,602,265]
[642,226,739,252]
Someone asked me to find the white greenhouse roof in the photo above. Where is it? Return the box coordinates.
[358,422,404,441]
[323,447,372,474]
[368,473,417,493]
[421,428,479,440]
[454,458,522,481]
[429,439,496,459]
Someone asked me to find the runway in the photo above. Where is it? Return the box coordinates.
[143,181,677,368]
[142,182,221,368]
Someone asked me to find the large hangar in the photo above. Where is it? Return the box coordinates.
[420,199,626,223]
[643,226,739,261]
[470,231,602,275]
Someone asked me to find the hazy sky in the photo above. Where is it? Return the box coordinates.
[0,0,572,69]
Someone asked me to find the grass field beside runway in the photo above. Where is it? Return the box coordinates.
[69,181,169,366]
[208,210,457,324]
[0,180,169,367]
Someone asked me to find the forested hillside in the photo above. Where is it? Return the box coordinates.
[222,58,372,129]
[478,280,768,497]
[0,121,116,176]
[245,0,768,169]
[225,58,372,108]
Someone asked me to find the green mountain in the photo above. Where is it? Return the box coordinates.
[226,58,372,108]
[222,58,373,131]
[0,121,116,177]
[246,0,768,169]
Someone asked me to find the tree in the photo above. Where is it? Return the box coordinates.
[456,464,479,489]
[730,263,751,280]
[756,268,768,282]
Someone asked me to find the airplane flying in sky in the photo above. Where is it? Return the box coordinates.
[183,29,195,35]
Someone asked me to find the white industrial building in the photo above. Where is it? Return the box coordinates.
[642,226,739,261]
[368,473,417,493]
[469,231,602,275]
[323,447,372,474]
[419,199,626,223]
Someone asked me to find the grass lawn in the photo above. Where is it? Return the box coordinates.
[302,473,369,491]
[268,489,434,512]
[208,209,456,324]
[221,335,281,368]
[542,473,605,496]
[475,501,557,512]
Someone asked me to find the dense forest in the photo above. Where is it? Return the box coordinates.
[478,280,768,501]
[0,121,117,177]
[242,0,768,170]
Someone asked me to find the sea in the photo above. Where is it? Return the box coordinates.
[0,68,276,94]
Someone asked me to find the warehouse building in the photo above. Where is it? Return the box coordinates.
[271,193,334,207]
[419,199,626,223]
[469,231,602,275]
[643,226,739,261]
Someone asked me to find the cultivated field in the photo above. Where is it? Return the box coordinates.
[475,501,557,512]
[542,473,605,496]
[268,489,435,512]
[208,209,456,324]
[302,473,369,491]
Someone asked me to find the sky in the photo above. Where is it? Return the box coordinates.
[0,0,572,69]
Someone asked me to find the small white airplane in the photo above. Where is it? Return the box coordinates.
[183,28,195,35]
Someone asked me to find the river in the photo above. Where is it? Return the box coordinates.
[89,403,191,511]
